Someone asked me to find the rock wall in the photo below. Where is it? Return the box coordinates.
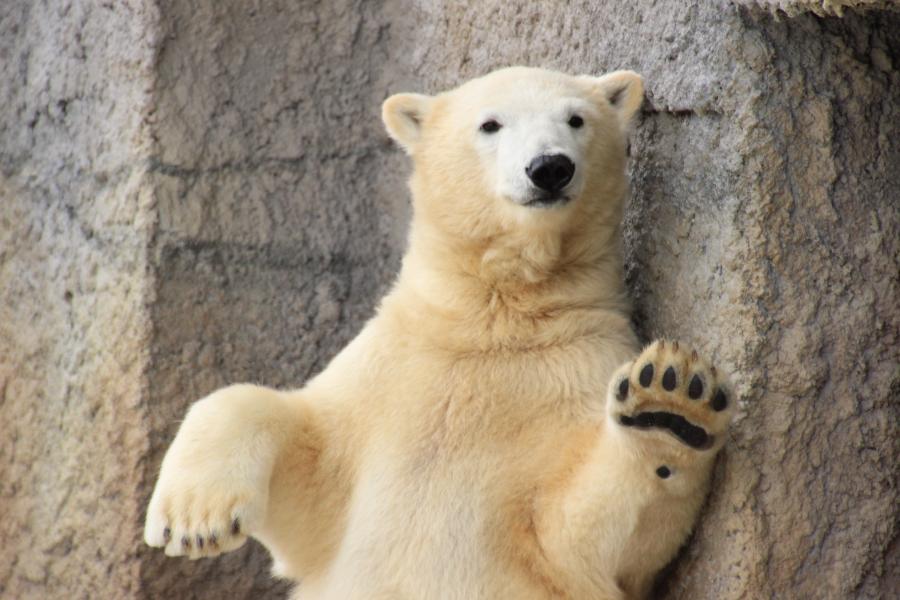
[0,0,159,597]
[1,0,896,598]
[140,1,406,597]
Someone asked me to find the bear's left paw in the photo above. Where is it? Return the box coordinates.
[608,340,734,451]
[144,458,267,560]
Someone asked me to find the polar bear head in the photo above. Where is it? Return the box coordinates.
[383,67,643,278]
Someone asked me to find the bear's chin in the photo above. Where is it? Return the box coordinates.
[519,193,572,209]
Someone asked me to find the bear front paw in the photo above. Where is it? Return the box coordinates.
[143,435,270,561]
[608,340,734,451]
[144,473,266,559]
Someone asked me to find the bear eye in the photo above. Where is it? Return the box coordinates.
[568,115,584,129]
[479,119,502,134]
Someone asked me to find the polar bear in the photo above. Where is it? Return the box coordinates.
[144,67,734,600]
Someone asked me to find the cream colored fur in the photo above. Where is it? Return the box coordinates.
[145,67,734,599]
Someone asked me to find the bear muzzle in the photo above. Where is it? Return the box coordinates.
[525,154,575,194]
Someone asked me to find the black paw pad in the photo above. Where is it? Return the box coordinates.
[162,527,171,543]
[231,518,241,536]
[656,465,671,479]
[712,389,728,411]
[196,535,204,549]
[181,535,191,550]
[662,367,677,391]
[688,375,704,400]
[639,364,654,387]
[616,378,629,401]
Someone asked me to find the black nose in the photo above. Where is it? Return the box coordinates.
[525,154,575,193]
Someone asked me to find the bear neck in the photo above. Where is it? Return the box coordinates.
[387,213,632,350]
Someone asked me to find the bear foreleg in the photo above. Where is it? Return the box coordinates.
[144,383,321,559]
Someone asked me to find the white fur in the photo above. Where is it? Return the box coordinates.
[145,67,734,600]
[473,93,594,205]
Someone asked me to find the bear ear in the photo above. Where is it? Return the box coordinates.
[382,93,434,154]
[583,70,644,126]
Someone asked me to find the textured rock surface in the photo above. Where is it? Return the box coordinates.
[0,0,159,597]
[735,0,900,17]
[631,9,900,599]
[1,0,897,598]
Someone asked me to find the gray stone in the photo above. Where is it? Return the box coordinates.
[0,0,159,597]
[1,0,897,598]
[734,0,900,17]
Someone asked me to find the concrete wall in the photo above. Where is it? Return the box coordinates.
[1,1,897,598]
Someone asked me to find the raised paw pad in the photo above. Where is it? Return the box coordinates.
[639,363,654,387]
[617,378,629,401]
[662,367,677,391]
[619,411,710,449]
[712,389,728,411]
[688,375,703,399]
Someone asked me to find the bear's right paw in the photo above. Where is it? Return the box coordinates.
[607,339,734,453]
[144,464,267,559]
